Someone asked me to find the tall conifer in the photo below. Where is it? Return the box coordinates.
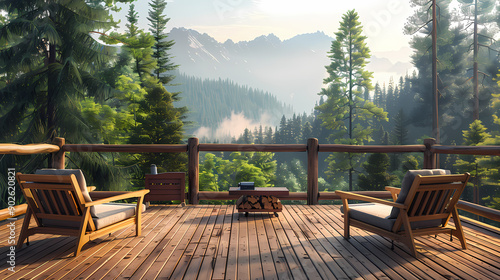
[316,9,387,190]
[148,0,177,84]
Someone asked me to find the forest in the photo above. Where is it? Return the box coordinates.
[171,72,293,139]
[0,0,500,212]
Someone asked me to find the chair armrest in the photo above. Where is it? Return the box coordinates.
[87,186,97,192]
[335,190,405,209]
[385,187,401,201]
[85,189,150,207]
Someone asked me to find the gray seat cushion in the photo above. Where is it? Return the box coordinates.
[42,203,146,230]
[341,203,445,232]
[342,203,396,231]
[92,203,146,229]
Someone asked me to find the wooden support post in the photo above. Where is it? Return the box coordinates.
[51,137,65,169]
[307,138,319,205]
[423,138,437,169]
[188,137,199,205]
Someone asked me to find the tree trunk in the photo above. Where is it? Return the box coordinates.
[472,0,479,120]
[432,0,440,143]
[47,43,57,168]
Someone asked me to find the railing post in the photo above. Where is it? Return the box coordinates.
[307,138,319,205]
[51,137,65,169]
[423,138,437,169]
[188,137,199,205]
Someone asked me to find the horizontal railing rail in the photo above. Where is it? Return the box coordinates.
[3,137,500,229]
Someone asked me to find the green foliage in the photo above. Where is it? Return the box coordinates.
[199,152,276,191]
[455,120,494,203]
[0,0,116,143]
[358,153,397,191]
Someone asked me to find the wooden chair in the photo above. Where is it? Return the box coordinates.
[144,172,185,204]
[16,170,149,257]
[336,169,470,258]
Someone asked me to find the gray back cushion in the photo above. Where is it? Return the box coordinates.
[389,169,450,218]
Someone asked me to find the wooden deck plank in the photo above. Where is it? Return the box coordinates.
[247,214,264,280]
[254,214,279,280]
[262,212,292,280]
[2,204,500,280]
[169,205,215,279]
[223,206,239,280]
[121,205,199,280]
[48,206,165,280]
[270,209,308,280]
[236,209,250,280]
[100,206,188,280]
[197,205,228,280]
[146,205,209,279]
[293,205,362,280]
[324,204,477,280]
[320,205,433,280]
[182,205,221,280]
[83,206,177,280]
[4,207,160,280]
[211,204,234,280]
[277,207,320,279]
[310,205,388,280]
[281,206,337,279]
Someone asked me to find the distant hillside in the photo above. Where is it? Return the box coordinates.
[171,73,293,140]
[168,27,413,113]
[169,28,332,113]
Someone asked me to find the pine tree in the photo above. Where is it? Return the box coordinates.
[129,84,187,174]
[0,0,137,197]
[454,120,491,204]
[405,0,470,142]
[316,9,387,190]
[358,153,396,191]
[148,0,177,84]
[0,0,117,143]
[457,0,499,121]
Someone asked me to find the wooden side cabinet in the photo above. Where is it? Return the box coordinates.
[144,172,186,204]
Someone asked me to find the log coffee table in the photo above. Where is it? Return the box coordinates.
[229,187,289,217]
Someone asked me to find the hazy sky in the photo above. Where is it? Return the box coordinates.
[112,0,414,63]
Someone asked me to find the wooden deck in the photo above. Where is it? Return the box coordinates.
[1,204,500,279]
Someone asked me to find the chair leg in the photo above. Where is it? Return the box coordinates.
[401,212,418,258]
[75,208,91,257]
[136,197,144,237]
[451,208,467,249]
[16,208,33,251]
[343,215,350,240]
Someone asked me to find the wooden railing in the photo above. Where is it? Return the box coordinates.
[2,137,500,227]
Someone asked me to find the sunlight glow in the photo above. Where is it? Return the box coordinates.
[255,0,340,15]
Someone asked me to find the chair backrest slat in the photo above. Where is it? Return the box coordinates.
[416,191,433,216]
[47,190,62,215]
[64,190,81,216]
[409,192,425,217]
[32,190,47,214]
[56,190,71,216]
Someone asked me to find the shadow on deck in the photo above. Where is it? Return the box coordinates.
[1,205,500,279]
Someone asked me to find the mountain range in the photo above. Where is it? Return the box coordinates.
[168,27,413,113]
